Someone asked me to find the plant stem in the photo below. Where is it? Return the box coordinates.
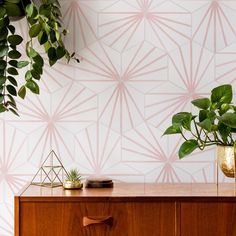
[180,131,188,141]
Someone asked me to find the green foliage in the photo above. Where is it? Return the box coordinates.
[0,0,79,116]
[163,84,236,159]
[66,169,81,182]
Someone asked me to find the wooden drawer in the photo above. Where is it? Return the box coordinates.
[180,202,236,236]
[20,201,176,236]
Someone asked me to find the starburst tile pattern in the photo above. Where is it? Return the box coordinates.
[0,123,34,198]
[98,0,191,52]
[0,202,14,236]
[6,83,97,167]
[77,41,167,132]
[216,42,236,87]
[179,0,236,52]
[1,0,236,234]
[145,41,217,128]
[75,123,144,182]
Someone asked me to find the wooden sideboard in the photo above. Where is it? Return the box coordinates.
[15,183,236,236]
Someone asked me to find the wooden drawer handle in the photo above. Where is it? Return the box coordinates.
[83,216,113,227]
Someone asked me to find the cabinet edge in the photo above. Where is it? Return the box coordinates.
[14,196,20,236]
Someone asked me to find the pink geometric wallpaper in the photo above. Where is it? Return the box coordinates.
[1,0,236,234]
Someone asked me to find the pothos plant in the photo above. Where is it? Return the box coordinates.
[163,84,236,159]
[0,0,78,115]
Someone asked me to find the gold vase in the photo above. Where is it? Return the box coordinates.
[217,145,235,178]
[63,180,83,190]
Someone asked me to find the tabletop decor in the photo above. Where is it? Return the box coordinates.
[0,0,79,116]
[85,177,113,188]
[31,150,68,187]
[163,84,236,179]
[63,168,83,190]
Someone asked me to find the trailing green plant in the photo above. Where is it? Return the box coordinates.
[163,84,236,159]
[66,168,81,182]
[0,0,78,115]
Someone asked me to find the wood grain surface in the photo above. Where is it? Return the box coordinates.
[15,183,236,236]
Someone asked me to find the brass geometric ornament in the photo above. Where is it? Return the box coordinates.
[31,150,68,188]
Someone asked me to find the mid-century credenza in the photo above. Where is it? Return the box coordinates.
[15,183,236,236]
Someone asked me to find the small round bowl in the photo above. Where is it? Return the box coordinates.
[63,180,83,190]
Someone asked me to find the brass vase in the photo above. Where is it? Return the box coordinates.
[63,180,83,190]
[217,145,235,178]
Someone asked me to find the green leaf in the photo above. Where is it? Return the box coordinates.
[26,80,39,94]
[0,76,6,85]
[211,84,232,104]
[199,110,212,122]
[163,124,182,135]
[49,59,57,66]
[221,103,231,113]
[208,110,216,123]
[8,60,17,67]
[7,35,23,45]
[0,104,7,113]
[7,94,16,106]
[191,98,210,110]
[178,139,199,159]
[0,27,8,41]
[8,50,21,59]
[197,118,212,132]
[48,47,56,61]
[18,85,26,99]
[0,60,7,70]
[31,69,41,80]
[0,94,3,103]
[0,45,8,57]
[6,84,17,96]
[0,7,6,18]
[25,3,34,17]
[10,45,16,50]
[28,47,38,58]
[55,31,60,41]
[0,17,10,29]
[32,63,42,75]
[218,122,231,143]
[218,113,236,128]
[49,31,57,43]
[4,3,22,16]
[17,61,29,68]
[39,4,51,17]
[7,76,17,86]
[56,46,65,59]
[38,31,48,45]
[25,70,32,80]
[29,24,42,38]
[7,67,18,75]
[43,41,51,52]
[28,18,37,26]
[172,112,192,131]
[7,100,17,109]
[33,54,44,67]
[9,107,19,116]
[7,25,15,34]
[5,0,20,4]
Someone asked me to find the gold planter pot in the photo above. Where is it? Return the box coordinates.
[217,145,235,178]
[63,180,83,190]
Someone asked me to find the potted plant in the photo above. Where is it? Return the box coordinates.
[163,84,236,177]
[63,168,82,190]
[0,0,78,115]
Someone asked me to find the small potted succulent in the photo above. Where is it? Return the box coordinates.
[163,84,236,177]
[0,0,78,115]
[63,168,83,190]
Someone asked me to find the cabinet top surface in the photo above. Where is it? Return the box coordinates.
[17,183,236,199]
